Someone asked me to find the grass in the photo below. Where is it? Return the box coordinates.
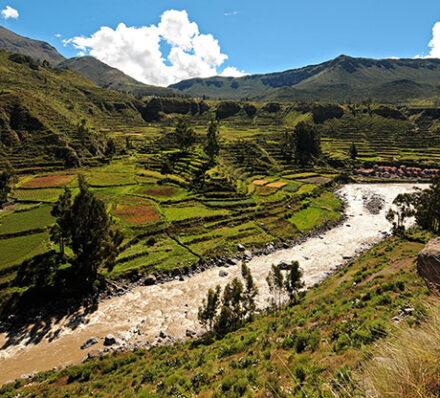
[162,205,229,221]
[0,232,49,271]
[361,305,440,398]
[2,232,434,397]
[0,205,54,235]
[289,191,342,232]
[11,188,66,203]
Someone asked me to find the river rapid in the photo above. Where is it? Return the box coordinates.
[0,183,427,385]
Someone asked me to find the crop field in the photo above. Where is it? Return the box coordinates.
[113,203,160,225]
[0,205,54,235]
[19,174,77,188]
[0,150,341,291]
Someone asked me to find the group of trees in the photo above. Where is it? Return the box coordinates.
[266,261,304,308]
[50,175,124,286]
[386,176,440,236]
[173,117,221,166]
[198,262,258,336]
[198,260,303,336]
[281,122,321,166]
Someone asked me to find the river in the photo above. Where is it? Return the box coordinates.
[0,183,426,385]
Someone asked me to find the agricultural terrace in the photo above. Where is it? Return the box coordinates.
[0,147,343,314]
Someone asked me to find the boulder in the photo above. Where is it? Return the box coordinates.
[81,337,98,350]
[417,238,440,295]
[143,275,157,286]
[104,334,117,346]
[277,262,290,270]
[219,270,229,277]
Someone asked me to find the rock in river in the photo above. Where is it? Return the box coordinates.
[81,337,98,350]
[104,334,117,346]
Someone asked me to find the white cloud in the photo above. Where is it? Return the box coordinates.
[220,66,247,77]
[224,11,239,16]
[65,9,244,86]
[427,21,440,58]
[1,5,19,20]
[55,33,62,38]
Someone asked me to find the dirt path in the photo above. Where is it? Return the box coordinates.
[0,183,425,385]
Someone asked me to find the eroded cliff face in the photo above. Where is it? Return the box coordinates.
[418,237,440,295]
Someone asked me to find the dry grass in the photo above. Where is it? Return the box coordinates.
[266,181,287,188]
[361,304,440,398]
[252,179,269,186]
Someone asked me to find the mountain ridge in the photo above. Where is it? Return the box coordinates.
[170,55,440,103]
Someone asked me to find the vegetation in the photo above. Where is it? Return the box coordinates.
[1,231,433,397]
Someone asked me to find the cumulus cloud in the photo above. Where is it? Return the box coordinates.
[65,9,244,86]
[427,21,440,58]
[1,5,19,19]
[220,66,247,77]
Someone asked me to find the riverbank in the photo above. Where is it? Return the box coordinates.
[0,183,426,385]
[1,226,434,396]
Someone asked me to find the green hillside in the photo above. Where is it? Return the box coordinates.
[170,55,440,104]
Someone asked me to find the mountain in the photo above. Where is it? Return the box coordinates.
[0,25,65,65]
[0,26,180,98]
[58,56,182,98]
[170,55,440,103]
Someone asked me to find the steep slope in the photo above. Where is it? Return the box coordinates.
[58,56,182,98]
[0,26,65,65]
[0,49,147,171]
[170,55,440,103]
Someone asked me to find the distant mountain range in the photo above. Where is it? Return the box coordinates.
[0,26,179,98]
[170,55,440,103]
[2,25,440,103]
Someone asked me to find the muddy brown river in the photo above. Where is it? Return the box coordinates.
[0,183,426,385]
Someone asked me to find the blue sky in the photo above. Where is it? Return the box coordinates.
[1,0,440,85]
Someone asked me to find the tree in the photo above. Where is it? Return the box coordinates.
[0,169,12,205]
[50,186,72,258]
[198,285,221,331]
[55,175,124,285]
[174,117,196,151]
[280,130,295,163]
[77,119,89,145]
[241,261,258,319]
[412,177,440,234]
[204,118,220,165]
[349,142,358,160]
[284,261,304,304]
[125,136,132,150]
[105,138,116,158]
[294,122,321,166]
[266,264,284,308]
[386,193,415,236]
